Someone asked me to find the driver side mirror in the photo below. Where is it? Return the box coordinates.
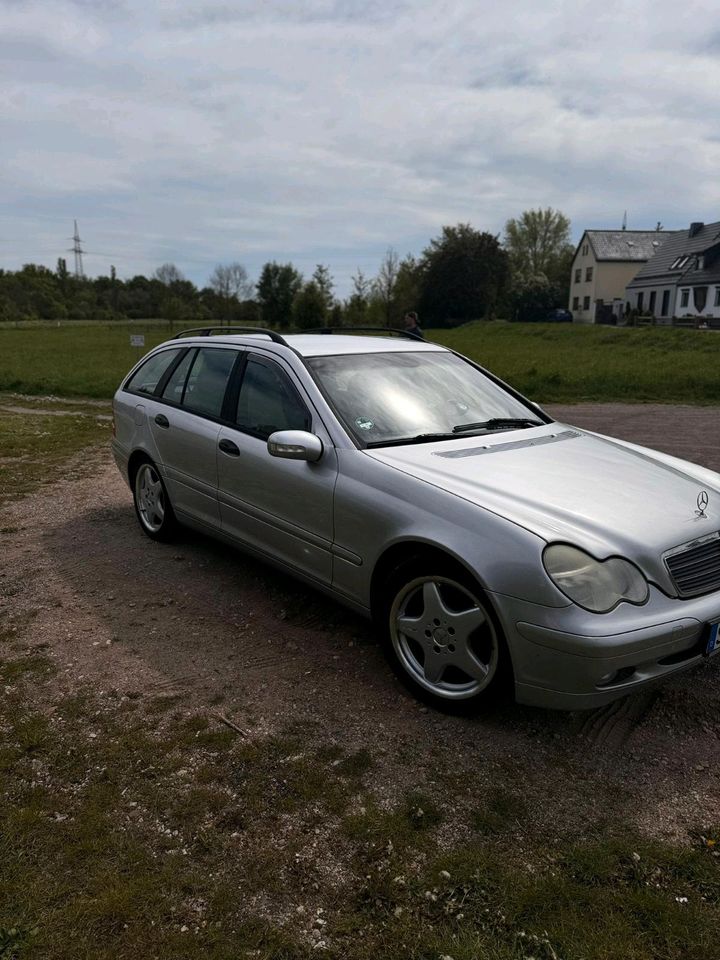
[267,430,323,463]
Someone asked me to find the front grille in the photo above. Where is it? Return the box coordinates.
[665,533,720,598]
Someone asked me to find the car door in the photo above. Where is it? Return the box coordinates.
[216,352,337,585]
[148,346,240,528]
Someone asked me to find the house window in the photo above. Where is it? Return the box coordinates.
[637,292,644,311]
[574,269,581,283]
[714,287,720,307]
[671,256,690,270]
[649,291,656,314]
[582,243,589,256]
[572,296,579,310]
[583,296,590,310]
[661,290,670,316]
[585,267,593,282]
[680,289,689,308]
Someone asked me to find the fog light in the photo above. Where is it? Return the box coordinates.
[597,670,618,686]
[597,666,636,688]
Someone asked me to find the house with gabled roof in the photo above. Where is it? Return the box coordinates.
[568,229,676,323]
[625,221,720,322]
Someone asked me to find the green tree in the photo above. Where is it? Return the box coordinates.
[256,261,303,328]
[417,224,509,327]
[312,264,335,315]
[56,258,69,285]
[393,255,422,321]
[161,295,194,325]
[504,207,573,283]
[344,269,371,326]
[293,281,326,330]
[372,248,399,327]
[509,275,564,322]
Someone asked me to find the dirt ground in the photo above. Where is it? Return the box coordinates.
[2,401,720,847]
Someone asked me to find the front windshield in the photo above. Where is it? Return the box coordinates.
[307,350,545,446]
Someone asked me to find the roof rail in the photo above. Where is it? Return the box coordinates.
[303,326,424,341]
[173,325,290,345]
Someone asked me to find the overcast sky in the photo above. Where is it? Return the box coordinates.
[2,0,720,295]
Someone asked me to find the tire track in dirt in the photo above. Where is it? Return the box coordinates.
[578,690,658,752]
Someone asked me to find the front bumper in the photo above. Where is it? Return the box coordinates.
[492,587,720,710]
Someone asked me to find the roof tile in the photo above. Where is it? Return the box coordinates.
[586,230,676,262]
[627,221,720,286]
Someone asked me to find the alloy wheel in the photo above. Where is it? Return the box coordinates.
[135,463,166,534]
[390,576,499,700]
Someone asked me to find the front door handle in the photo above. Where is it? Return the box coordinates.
[218,438,240,457]
[154,413,169,429]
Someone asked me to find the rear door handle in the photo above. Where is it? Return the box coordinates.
[154,413,169,428]
[218,438,240,457]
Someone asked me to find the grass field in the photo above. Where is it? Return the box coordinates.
[431,322,720,404]
[1,321,719,403]
[0,324,175,399]
[0,398,110,506]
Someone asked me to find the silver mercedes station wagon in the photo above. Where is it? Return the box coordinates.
[112,327,720,712]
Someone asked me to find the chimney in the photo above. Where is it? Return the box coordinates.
[689,222,704,237]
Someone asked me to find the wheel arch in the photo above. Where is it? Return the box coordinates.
[369,539,494,622]
[127,448,154,486]
[370,539,516,705]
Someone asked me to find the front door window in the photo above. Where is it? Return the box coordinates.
[236,357,310,439]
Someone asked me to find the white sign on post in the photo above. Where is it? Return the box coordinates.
[130,334,145,348]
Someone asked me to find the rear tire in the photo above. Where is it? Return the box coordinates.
[132,458,177,542]
[378,557,511,713]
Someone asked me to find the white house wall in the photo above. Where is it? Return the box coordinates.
[628,282,720,320]
[627,284,678,323]
[673,283,720,319]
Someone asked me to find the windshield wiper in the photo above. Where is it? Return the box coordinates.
[366,432,459,448]
[452,417,543,433]
[365,418,545,448]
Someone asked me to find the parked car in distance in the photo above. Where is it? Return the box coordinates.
[112,327,720,712]
[546,308,573,322]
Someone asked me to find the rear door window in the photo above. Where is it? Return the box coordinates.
[236,356,310,439]
[125,349,183,395]
[182,348,238,418]
[161,349,197,405]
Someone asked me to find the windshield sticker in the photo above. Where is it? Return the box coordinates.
[355,416,375,431]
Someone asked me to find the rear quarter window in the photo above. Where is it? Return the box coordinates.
[124,349,183,395]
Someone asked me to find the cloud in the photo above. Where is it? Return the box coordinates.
[2,0,720,294]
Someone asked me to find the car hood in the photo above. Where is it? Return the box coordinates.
[365,424,720,578]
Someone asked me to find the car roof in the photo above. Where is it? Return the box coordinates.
[285,334,445,357]
[165,333,448,358]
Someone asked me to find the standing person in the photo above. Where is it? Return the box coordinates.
[403,311,423,339]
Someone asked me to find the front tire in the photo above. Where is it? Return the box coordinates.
[379,559,510,712]
[132,459,177,542]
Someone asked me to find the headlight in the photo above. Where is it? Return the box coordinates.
[543,544,648,613]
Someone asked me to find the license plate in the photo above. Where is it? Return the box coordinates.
[706,622,720,656]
